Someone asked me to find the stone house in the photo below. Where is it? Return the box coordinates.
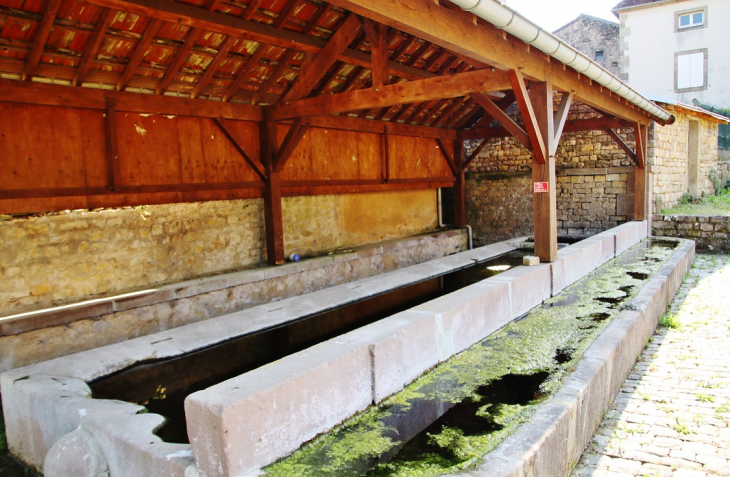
[553,14,621,76]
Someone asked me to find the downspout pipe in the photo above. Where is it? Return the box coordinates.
[450,0,674,125]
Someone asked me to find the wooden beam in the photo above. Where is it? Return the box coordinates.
[74,8,116,86]
[462,115,633,140]
[251,49,297,105]
[261,111,285,265]
[464,138,489,169]
[282,13,361,101]
[371,23,390,88]
[274,118,309,172]
[191,35,236,99]
[104,97,121,191]
[303,114,458,139]
[634,122,646,169]
[552,92,573,156]
[325,0,661,125]
[271,68,510,120]
[509,70,547,164]
[634,123,648,220]
[23,0,63,81]
[454,135,466,228]
[222,44,267,102]
[245,0,263,20]
[530,80,558,262]
[214,118,266,180]
[82,0,433,82]
[274,0,301,28]
[604,129,637,163]
[117,19,163,91]
[0,78,262,121]
[469,92,530,149]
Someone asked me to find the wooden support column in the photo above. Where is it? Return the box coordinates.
[529,81,558,262]
[634,123,648,221]
[454,133,466,228]
[261,108,285,265]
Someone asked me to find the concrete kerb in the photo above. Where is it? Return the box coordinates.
[461,237,694,477]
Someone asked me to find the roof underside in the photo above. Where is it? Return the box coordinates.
[0,0,669,129]
[0,0,496,128]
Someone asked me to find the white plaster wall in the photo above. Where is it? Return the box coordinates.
[620,0,730,108]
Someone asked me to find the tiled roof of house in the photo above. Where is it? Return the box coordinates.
[553,14,618,34]
[612,0,664,11]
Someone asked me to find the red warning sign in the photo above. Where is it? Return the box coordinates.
[534,182,549,193]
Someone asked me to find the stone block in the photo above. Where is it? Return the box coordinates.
[412,281,512,362]
[586,232,616,264]
[614,221,641,255]
[556,240,603,290]
[488,264,552,318]
[365,311,439,403]
[457,242,516,263]
[185,339,373,477]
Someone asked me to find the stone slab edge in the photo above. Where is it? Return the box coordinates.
[459,238,694,477]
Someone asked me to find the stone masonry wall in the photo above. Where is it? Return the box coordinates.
[466,102,636,243]
[553,14,621,77]
[653,215,730,251]
[0,190,437,316]
[650,105,720,211]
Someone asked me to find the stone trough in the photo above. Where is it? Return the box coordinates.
[1,220,693,477]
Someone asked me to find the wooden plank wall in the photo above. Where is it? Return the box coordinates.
[0,103,455,214]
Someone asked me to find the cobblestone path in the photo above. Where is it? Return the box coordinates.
[573,253,730,477]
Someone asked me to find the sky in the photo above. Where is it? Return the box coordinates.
[504,0,621,32]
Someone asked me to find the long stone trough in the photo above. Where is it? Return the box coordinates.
[0,220,694,477]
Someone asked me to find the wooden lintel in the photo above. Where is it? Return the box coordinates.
[604,129,637,163]
[117,19,163,91]
[104,97,121,191]
[469,92,530,149]
[22,0,63,81]
[508,70,547,165]
[282,13,361,102]
[552,92,573,155]
[0,182,265,200]
[464,138,489,168]
[0,78,263,121]
[270,68,510,120]
[274,118,309,172]
[213,118,267,179]
[436,138,457,177]
[74,8,116,86]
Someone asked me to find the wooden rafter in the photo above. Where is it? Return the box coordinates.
[436,138,457,177]
[417,98,449,126]
[222,44,267,102]
[604,129,637,163]
[469,93,530,149]
[634,122,646,169]
[509,70,547,164]
[274,118,309,172]
[325,0,660,125]
[274,0,301,28]
[22,0,63,81]
[251,49,297,105]
[282,13,361,101]
[117,18,163,91]
[464,138,489,169]
[451,99,479,129]
[245,0,264,21]
[553,92,573,155]
[191,35,237,99]
[304,4,333,35]
[74,8,117,86]
[156,0,224,95]
[271,68,510,120]
[214,118,266,179]
[431,98,464,127]
[390,34,417,63]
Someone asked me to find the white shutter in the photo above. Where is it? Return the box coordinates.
[677,52,705,89]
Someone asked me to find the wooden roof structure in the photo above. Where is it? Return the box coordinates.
[0,0,670,263]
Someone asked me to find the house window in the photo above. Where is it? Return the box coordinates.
[675,6,707,32]
[678,11,704,28]
[675,49,707,92]
[595,50,604,62]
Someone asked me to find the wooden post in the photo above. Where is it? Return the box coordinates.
[454,133,466,228]
[261,108,285,265]
[530,81,558,262]
[634,123,648,221]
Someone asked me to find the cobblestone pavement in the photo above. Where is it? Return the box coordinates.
[573,253,730,477]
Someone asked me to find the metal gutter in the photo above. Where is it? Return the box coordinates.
[450,0,675,125]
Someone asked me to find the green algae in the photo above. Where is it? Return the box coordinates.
[264,239,680,477]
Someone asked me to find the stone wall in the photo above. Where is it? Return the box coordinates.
[652,215,730,251]
[0,190,437,316]
[553,14,621,77]
[650,105,721,211]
